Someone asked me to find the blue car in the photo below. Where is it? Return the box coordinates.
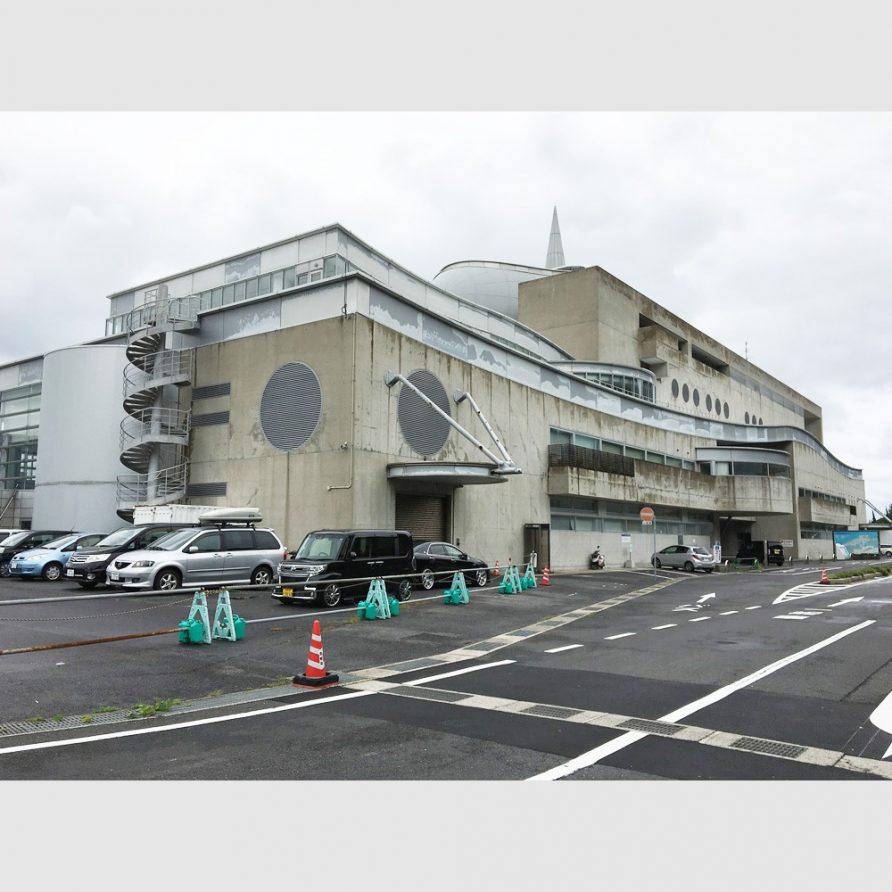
[9,532,107,581]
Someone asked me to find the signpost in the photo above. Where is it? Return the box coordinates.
[640,507,656,578]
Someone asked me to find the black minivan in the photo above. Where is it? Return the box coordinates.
[65,523,198,588]
[272,529,415,608]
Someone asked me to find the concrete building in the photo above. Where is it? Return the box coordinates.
[0,212,866,569]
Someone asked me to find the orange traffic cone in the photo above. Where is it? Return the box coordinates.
[820,565,829,585]
[493,560,501,578]
[293,619,339,687]
[542,566,550,586]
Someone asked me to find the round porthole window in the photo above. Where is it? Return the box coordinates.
[715,398,722,416]
[260,362,322,451]
[758,416,763,425]
[682,383,690,402]
[706,395,712,412]
[693,388,700,406]
[723,402,729,419]
[745,412,750,424]
[671,379,679,398]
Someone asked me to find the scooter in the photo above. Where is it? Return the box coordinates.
[590,548,605,570]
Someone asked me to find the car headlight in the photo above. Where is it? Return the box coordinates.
[131,560,156,568]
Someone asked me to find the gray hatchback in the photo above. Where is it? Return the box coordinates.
[651,544,715,573]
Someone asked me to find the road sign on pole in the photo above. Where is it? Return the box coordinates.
[640,507,656,578]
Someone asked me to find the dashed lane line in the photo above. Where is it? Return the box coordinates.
[652,624,676,630]
[689,616,711,622]
[544,644,584,654]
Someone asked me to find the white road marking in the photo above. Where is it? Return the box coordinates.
[405,660,515,687]
[689,616,711,623]
[745,605,761,610]
[528,620,876,781]
[544,644,584,654]
[829,597,864,607]
[652,624,676,630]
[697,593,716,604]
[0,660,517,757]
[719,611,738,615]
[774,614,809,620]
[604,633,636,640]
[0,689,379,756]
[868,691,892,758]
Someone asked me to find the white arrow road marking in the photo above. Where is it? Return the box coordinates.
[544,644,584,654]
[829,597,864,607]
[697,593,716,604]
[869,691,892,759]
[529,620,875,780]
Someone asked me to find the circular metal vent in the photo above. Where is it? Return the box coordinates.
[397,369,451,456]
[260,362,322,451]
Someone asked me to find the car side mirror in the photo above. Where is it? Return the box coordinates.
[187,545,198,553]
[350,551,357,559]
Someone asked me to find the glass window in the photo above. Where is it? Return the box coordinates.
[223,529,255,551]
[234,281,247,302]
[692,388,700,406]
[671,379,679,398]
[733,462,768,476]
[665,456,683,467]
[715,461,731,475]
[297,272,309,285]
[222,284,234,304]
[706,395,713,412]
[194,532,223,552]
[550,429,572,445]
[574,434,597,450]
[647,452,665,464]
[212,287,223,307]
[257,274,271,296]
[245,277,259,299]
[601,440,623,455]
[625,446,645,459]
[272,270,284,292]
[682,383,690,402]
[283,268,296,288]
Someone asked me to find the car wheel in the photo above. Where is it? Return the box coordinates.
[653,558,662,569]
[396,578,413,602]
[42,562,63,582]
[0,562,9,578]
[154,568,182,591]
[684,561,694,572]
[322,583,342,608]
[421,568,435,590]
[474,568,489,587]
[77,579,98,589]
[250,565,273,586]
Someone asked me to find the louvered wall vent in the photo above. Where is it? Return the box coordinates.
[397,369,451,456]
[260,362,322,451]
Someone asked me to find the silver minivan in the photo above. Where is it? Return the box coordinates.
[108,525,287,590]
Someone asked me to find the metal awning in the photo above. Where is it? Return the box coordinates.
[386,462,508,486]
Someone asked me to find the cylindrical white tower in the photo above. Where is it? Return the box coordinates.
[32,344,128,532]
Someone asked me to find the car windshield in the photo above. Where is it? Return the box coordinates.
[145,529,198,551]
[1,530,33,546]
[96,527,149,547]
[294,533,346,561]
[41,535,79,550]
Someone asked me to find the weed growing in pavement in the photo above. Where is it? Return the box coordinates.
[81,715,93,724]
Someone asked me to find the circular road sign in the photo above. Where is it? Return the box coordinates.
[640,506,655,523]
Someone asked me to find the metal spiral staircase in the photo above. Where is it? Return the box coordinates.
[116,297,198,520]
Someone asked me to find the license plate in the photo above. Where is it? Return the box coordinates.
[281,587,293,597]
[66,569,74,577]
[108,572,119,581]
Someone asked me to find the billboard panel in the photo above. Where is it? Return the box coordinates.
[832,529,879,559]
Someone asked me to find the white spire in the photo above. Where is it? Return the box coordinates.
[546,205,565,268]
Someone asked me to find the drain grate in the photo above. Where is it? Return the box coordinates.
[389,687,470,703]
[520,704,583,720]
[618,718,683,736]
[730,737,806,759]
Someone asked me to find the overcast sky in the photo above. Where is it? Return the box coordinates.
[1,111,889,513]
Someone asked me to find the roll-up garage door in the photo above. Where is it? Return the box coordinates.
[395,494,448,542]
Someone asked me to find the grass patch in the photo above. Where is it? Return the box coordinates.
[828,565,892,583]
[127,697,184,719]
[81,714,93,724]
